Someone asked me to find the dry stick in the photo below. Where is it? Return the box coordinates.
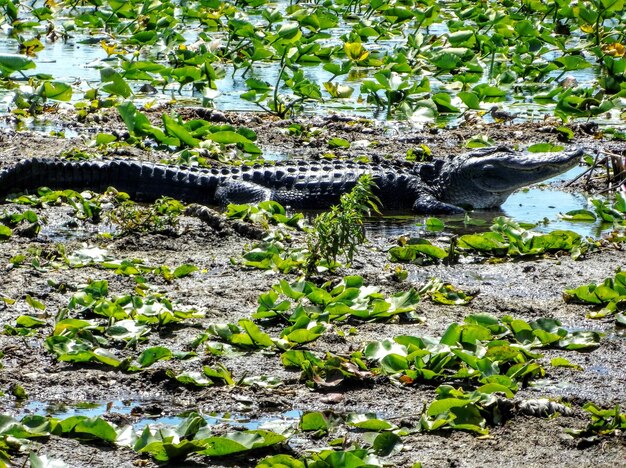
[604,154,613,194]
[564,154,607,188]
[585,151,603,191]
[598,148,626,160]
[0,146,17,155]
[593,149,626,195]
[594,169,626,195]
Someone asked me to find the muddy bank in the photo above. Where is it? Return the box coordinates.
[0,112,624,467]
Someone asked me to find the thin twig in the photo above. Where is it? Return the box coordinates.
[564,155,607,187]
[598,149,626,159]
[0,146,17,155]
[585,151,605,190]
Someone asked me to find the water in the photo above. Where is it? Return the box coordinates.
[365,167,618,239]
[18,400,302,430]
[0,3,617,123]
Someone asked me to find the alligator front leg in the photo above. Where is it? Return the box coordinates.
[412,193,465,214]
[214,180,272,205]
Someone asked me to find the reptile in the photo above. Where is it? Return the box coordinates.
[0,146,582,214]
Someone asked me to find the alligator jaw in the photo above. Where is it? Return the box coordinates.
[472,147,583,193]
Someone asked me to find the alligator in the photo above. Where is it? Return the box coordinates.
[0,146,582,214]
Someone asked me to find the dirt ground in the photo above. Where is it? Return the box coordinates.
[0,110,625,467]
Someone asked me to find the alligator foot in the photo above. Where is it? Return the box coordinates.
[186,204,266,240]
[214,180,272,205]
[412,193,466,214]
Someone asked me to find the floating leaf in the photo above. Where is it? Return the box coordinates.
[0,54,36,76]
[528,143,565,153]
[39,81,72,101]
[560,209,597,222]
[425,217,445,232]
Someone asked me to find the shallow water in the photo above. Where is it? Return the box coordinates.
[0,4,612,123]
[19,399,301,430]
[365,165,619,239]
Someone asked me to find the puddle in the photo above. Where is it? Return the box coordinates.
[39,219,117,243]
[18,400,301,430]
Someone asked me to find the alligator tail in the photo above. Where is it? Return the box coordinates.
[0,158,220,204]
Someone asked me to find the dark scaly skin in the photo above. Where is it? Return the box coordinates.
[0,146,583,214]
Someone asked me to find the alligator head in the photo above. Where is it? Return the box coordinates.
[423,146,583,211]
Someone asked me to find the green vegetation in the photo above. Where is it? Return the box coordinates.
[305,175,380,275]
[236,177,380,275]
[226,200,305,230]
[0,0,625,125]
[44,279,203,370]
[567,403,626,440]
[281,313,598,433]
[564,270,626,325]
[0,0,625,464]
[561,192,626,226]
[388,217,598,265]
[364,314,599,392]
[0,412,287,464]
[6,187,187,236]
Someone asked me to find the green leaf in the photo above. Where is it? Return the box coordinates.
[26,295,46,311]
[550,357,583,370]
[16,315,46,328]
[173,264,199,278]
[277,22,301,41]
[348,414,394,431]
[458,91,481,110]
[39,81,72,101]
[0,54,36,76]
[257,455,305,468]
[300,412,329,432]
[328,137,350,148]
[239,319,275,348]
[95,133,117,146]
[167,369,213,387]
[205,131,254,145]
[388,244,447,263]
[364,340,407,361]
[198,430,285,456]
[139,438,207,462]
[425,217,445,232]
[558,331,601,350]
[380,353,409,373]
[11,384,28,400]
[528,143,565,153]
[101,68,132,98]
[560,209,597,222]
[432,93,460,113]
[60,416,118,442]
[372,431,402,456]
[0,225,12,239]
[163,114,200,148]
[136,347,173,368]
